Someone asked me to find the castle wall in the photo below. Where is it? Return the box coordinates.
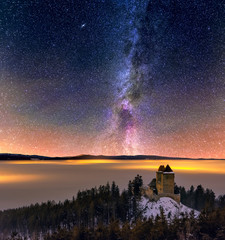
[162,173,174,194]
[158,193,180,203]
[145,187,180,204]
[145,187,154,198]
[156,172,163,194]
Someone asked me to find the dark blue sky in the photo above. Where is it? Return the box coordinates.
[0,0,224,157]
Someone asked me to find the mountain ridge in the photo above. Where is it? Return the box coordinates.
[0,153,224,161]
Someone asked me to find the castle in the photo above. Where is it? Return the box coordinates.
[145,164,180,203]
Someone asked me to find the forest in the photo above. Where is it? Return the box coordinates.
[1,175,225,240]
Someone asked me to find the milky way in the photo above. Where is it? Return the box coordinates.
[107,1,146,154]
[0,0,224,157]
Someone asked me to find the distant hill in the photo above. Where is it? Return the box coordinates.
[0,153,224,161]
[0,153,52,160]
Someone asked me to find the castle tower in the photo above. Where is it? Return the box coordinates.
[156,164,174,194]
[146,164,180,203]
[156,165,165,194]
[162,164,174,194]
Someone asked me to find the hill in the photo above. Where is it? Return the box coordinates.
[141,197,199,220]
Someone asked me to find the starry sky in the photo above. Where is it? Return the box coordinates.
[0,0,224,158]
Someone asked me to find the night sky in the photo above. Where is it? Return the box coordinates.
[0,0,224,158]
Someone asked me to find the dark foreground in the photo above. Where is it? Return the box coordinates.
[1,175,225,240]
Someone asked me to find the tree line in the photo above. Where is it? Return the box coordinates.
[176,184,225,211]
[1,175,225,239]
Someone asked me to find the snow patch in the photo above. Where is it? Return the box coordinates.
[141,197,199,220]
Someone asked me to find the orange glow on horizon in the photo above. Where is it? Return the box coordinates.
[113,160,225,174]
[0,174,42,183]
[66,159,119,165]
[2,159,225,175]
[0,111,224,159]
[6,159,119,165]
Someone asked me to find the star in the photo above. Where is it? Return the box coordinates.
[80,23,86,29]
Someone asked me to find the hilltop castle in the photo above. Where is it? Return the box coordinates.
[146,165,180,203]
